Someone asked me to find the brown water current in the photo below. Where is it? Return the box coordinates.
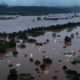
[0,26,80,80]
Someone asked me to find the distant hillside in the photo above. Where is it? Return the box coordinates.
[0,5,79,15]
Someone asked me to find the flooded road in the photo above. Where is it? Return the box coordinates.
[0,26,80,80]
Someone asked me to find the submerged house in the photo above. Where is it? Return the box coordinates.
[74,56,80,62]
[64,52,75,57]
[18,73,31,80]
[66,74,75,79]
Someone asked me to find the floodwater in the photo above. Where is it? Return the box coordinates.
[0,13,80,33]
[0,25,80,80]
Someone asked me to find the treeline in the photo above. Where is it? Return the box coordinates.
[0,5,71,15]
[0,22,80,39]
[0,22,80,53]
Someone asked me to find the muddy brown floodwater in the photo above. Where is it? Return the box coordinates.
[0,26,80,80]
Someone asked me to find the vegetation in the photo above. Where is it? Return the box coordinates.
[0,41,9,49]
[7,68,18,80]
[64,36,71,42]
[35,43,43,46]
[9,39,16,47]
[72,75,79,80]
[24,54,27,57]
[8,64,13,67]
[58,35,60,37]
[59,60,62,62]
[71,34,74,38]
[66,70,78,75]
[35,68,39,71]
[30,58,33,61]
[17,32,28,39]
[19,44,26,48]
[0,39,16,53]
[29,32,45,37]
[0,17,16,20]
[40,64,46,70]
[35,60,40,65]
[43,42,46,44]
[13,51,19,54]
[52,76,58,79]
[71,61,76,64]
[37,17,41,20]
[0,5,70,15]
[66,70,80,80]
[46,39,49,42]
[62,65,67,69]
[28,39,36,43]
[76,32,79,35]
[0,48,6,53]
[30,76,35,79]
[43,58,52,64]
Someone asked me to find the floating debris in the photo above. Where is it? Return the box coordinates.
[55,70,59,73]
[53,48,55,50]
[16,63,21,67]
[42,51,46,53]
[8,64,13,67]
[59,60,62,62]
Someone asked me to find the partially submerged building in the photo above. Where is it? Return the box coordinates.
[64,52,75,57]
[74,56,80,62]
[18,73,31,80]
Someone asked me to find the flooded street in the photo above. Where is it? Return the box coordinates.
[0,25,80,80]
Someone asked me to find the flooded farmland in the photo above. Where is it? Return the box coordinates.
[0,15,80,80]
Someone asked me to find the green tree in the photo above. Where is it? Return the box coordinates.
[10,39,16,47]
[7,68,18,80]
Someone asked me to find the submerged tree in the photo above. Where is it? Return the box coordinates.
[7,68,18,80]
[64,36,71,42]
[9,39,16,47]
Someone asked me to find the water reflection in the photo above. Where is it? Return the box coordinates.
[0,53,6,57]
[53,48,56,50]
[7,47,16,53]
[13,54,19,57]
[29,53,33,58]
[54,40,57,44]
[7,60,10,63]
[64,42,71,47]
[66,59,70,62]
[44,70,50,75]
[66,27,74,32]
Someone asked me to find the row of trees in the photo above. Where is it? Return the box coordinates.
[0,39,16,53]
